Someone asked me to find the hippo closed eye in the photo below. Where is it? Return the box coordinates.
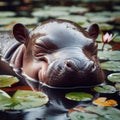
[10,19,104,88]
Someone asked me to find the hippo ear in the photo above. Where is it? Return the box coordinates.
[13,23,29,45]
[88,24,99,40]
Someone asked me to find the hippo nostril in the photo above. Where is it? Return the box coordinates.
[65,60,79,71]
[66,60,72,68]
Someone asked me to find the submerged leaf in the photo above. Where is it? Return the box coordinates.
[65,92,93,101]
[93,85,116,94]
[0,75,19,88]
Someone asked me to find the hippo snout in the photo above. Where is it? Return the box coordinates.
[65,59,96,73]
[46,58,101,87]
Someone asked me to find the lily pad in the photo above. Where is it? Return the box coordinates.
[0,75,19,88]
[69,6,89,14]
[113,36,120,43]
[69,106,120,120]
[32,10,69,18]
[0,89,11,98]
[0,90,12,110]
[107,73,120,83]
[93,85,116,94]
[98,23,114,31]
[98,43,112,50]
[98,51,120,61]
[88,16,114,23]
[57,15,87,24]
[12,90,49,110]
[115,83,120,92]
[0,11,16,17]
[0,17,38,26]
[101,61,120,72]
[0,90,49,110]
[92,97,118,107]
[65,92,93,101]
[45,6,70,12]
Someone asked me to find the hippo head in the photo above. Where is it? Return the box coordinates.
[11,19,104,88]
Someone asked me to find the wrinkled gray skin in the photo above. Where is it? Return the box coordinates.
[10,19,104,88]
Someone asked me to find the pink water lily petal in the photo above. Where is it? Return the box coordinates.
[103,32,113,43]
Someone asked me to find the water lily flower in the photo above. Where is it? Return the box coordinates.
[101,32,117,51]
[102,32,113,43]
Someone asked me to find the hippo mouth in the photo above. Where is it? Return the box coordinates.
[44,59,103,88]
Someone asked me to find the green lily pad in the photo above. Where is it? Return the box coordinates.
[69,106,120,120]
[98,43,112,51]
[45,6,70,12]
[115,83,120,91]
[65,92,93,101]
[113,36,120,43]
[98,23,114,31]
[0,11,16,17]
[88,16,114,23]
[0,75,19,88]
[98,51,120,61]
[93,85,116,94]
[0,89,11,99]
[107,73,120,83]
[0,89,12,110]
[0,17,38,26]
[0,90,49,110]
[101,61,120,72]
[57,15,87,24]
[113,6,120,11]
[69,6,89,13]
[32,10,69,18]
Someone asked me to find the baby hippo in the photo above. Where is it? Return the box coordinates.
[10,19,104,88]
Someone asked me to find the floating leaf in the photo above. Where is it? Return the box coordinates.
[101,61,120,72]
[115,83,120,92]
[0,90,49,110]
[0,90,12,110]
[69,6,89,13]
[45,6,70,12]
[65,92,93,101]
[32,10,69,18]
[12,90,49,110]
[0,17,38,26]
[88,16,115,23]
[69,106,120,120]
[98,43,112,50]
[92,97,118,107]
[113,36,120,43]
[107,73,120,83]
[57,15,87,23]
[98,51,120,61]
[0,89,11,99]
[93,85,116,94]
[99,23,114,31]
[0,11,16,17]
[0,75,19,88]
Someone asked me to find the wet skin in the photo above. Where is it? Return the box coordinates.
[10,19,104,88]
